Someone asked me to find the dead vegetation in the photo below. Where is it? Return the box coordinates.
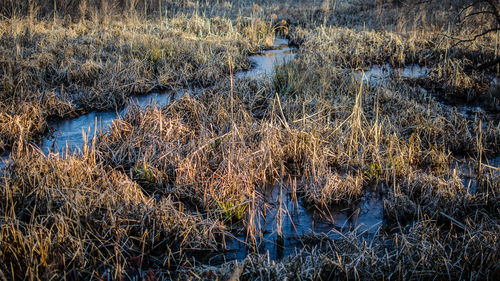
[0,0,499,280]
[0,143,226,280]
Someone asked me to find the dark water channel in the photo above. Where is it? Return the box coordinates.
[208,180,384,264]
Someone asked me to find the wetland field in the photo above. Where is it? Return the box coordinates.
[0,0,499,280]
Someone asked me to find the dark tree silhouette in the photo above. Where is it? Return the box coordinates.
[401,0,499,70]
[452,0,500,70]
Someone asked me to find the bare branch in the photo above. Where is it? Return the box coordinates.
[460,10,497,21]
[449,27,499,47]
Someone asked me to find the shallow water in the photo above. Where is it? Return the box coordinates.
[43,110,118,154]
[0,153,7,170]
[355,64,430,87]
[42,90,189,154]
[236,38,296,78]
[208,181,384,264]
[455,155,500,194]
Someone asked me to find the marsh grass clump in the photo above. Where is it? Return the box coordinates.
[0,102,46,152]
[0,87,78,153]
[95,81,292,215]
[302,170,364,206]
[0,143,226,280]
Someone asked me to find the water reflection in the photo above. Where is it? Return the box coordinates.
[236,38,296,78]
[356,63,430,86]
[209,180,384,264]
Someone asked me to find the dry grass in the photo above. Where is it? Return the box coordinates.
[0,0,499,279]
[0,143,227,280]
[181,219,499,280]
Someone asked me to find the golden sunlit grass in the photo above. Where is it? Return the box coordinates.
[0,0,499,280]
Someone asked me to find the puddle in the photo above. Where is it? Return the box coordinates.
[454,155,500,194]
[43,110,119,154]
[129,89,187,109]
[236,38,296,79]
[207,180,384,264]
[42,90,188,154]
[0,153,7,170]
[355,64,430,87]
